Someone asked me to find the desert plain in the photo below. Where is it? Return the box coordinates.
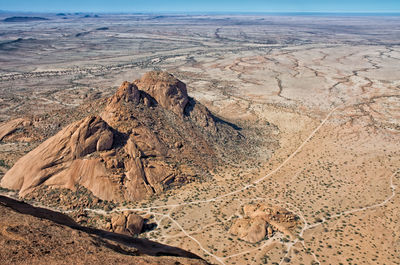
[0,13,399,265]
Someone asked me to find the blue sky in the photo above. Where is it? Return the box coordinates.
[0,0,399,13]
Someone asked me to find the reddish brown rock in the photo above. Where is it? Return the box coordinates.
[111,214,127,234]
[229,217,267,243]
[134,71,189,116]
[111,81,141,104]
[230,203,299,243]
[110,212,144,236]
[0,118,31,141]
[126,213,144,235]
[96,130,114,151]
[0,115,118,200]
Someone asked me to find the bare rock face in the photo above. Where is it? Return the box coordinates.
[230,204,299,243]
[106,80,154,110]
[229,217,268,243]
[127,213,144,234]
[0,116,118,200]
[0,117,32,141]
[134,71,189,116]
[111,81,141,104]
[110,212,144,236]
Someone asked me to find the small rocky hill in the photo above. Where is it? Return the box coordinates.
[230,203,299,243]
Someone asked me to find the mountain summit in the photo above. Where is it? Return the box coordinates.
[1,71,242,204]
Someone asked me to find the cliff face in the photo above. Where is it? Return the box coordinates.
[1,71,242,203]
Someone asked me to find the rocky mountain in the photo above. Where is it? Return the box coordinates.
[0,71,244,205]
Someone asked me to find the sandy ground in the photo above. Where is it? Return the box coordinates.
[0,13,399,264]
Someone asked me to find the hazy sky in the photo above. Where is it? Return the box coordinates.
[1,0,399,13]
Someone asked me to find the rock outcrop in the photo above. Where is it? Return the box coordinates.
[0,116,118,200]
[0,118,31,141]
[134,71,189,116]
[229,217,274,243]
[230,203,299,243]
[110,211,144,236]
[1,71,242,204]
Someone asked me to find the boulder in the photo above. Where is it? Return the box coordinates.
[134,71,189,116]
[230,203,299,243]
[110,212,144,236]
[126,213,144,235]
[229,217,267,243]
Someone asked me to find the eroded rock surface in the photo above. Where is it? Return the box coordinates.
[134,71,189,116]
[230,203,299,243]
[0,117,31,141]
[110,211,144,236]
[1,115,118,200]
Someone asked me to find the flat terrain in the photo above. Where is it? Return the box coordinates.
[0,13,399,264]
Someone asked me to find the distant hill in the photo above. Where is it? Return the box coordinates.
[96,27,109,31]
[3,16,49,22]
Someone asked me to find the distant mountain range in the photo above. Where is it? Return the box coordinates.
[3,16,49,22]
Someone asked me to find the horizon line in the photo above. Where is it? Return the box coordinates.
[1,10,400,15]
